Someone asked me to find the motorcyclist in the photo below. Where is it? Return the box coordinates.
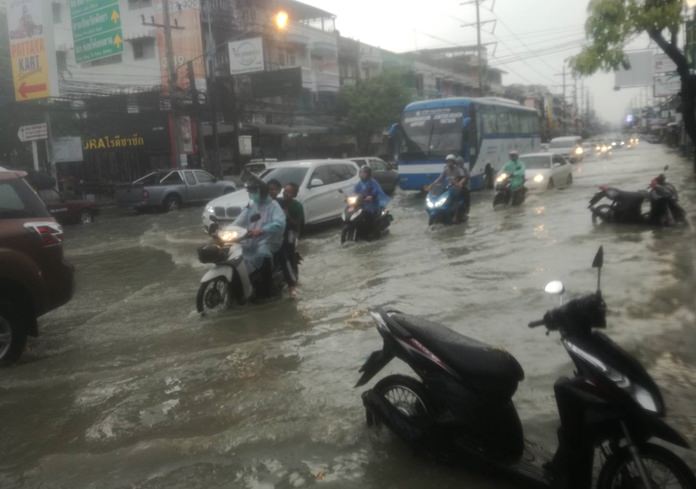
[233,180,286,299]
[427,154,468,222]
[455,155,471,217]
[268,179,304,298]
[354,166,390,235]
[501,150,526,191]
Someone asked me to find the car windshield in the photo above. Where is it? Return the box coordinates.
[550,140,576,149]
[0,178,50,219]
[520,156,551,169]
[260,166,309,187]
[401,108,465,159]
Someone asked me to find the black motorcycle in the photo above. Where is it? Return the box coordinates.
[493,172,527,207]
[356,247,696,489]
[589,167,686,226]
[341,194,392,243]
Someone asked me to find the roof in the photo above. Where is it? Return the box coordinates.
[266,159,357,169]
[278,0,335,20]
[520,152,553,158]
[551,136,582,142]
[404,97,536,113]
[0,168,27,181]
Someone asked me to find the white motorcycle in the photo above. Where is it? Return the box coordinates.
[196,223,284,314]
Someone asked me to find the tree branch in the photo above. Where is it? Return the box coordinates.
[649,28,689,77]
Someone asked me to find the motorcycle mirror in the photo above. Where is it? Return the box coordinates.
[592,246,604,292]
[544,281,565,296]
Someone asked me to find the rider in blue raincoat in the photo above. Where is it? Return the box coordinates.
[354,166,390,215]
[233,181,286,297]
[501,150,526,190]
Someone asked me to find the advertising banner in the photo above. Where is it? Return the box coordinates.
[7,0,50,101]
[228,37,265,75]
[154,0,206,94]
[614,51,654,89]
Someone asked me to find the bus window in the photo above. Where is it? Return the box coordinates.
[481,107,497,135]
[497,110,511,134]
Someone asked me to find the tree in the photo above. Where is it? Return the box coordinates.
[338,73,412,154]
[572,0,696,171]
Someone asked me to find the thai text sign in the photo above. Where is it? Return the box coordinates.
[7,0,50,101]
[70,0,123,63]
[83,133,146,151]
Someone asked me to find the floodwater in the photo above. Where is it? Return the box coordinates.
[1,143,695,489]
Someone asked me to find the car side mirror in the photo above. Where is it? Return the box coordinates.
[310,178,324,188]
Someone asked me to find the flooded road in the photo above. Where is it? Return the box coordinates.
[2,143,695,488]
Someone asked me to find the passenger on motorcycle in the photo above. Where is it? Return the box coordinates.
[268,179,304,298]
[354,166,390,229]
[501,150,526,190]
[233,180,286,298]
[427,154,469,222]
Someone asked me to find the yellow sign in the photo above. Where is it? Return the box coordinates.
[83,134,146,151]
[7,0,50,102]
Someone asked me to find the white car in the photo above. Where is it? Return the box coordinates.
[202,159,361,232]
[549,136,584,162]
[520,152,574,191]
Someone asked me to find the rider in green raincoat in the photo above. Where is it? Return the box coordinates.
[501,150,526,190]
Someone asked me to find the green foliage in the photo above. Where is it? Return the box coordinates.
[572,0,683,75]
[338,72,412,151]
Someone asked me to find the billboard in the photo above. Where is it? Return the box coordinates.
[614,51,654,89]
[154,0,206,94]
[7,0,50,101]
[69,0,124,64]
[228,37,265,75]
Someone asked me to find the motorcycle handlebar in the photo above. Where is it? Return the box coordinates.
[528,319,546,328]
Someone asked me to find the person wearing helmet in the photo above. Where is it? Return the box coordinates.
[501,150,526,191]
[455,155,471,216]
[427,154,469,222]
[233,179,286,299]
[354,165,390,234]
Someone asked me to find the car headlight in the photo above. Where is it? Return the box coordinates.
[206,205,215,214]
[496,173,509,184]
[575,147,584,155]
[534,174,544,183]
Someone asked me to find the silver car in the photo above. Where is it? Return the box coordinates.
[202,159,361,232]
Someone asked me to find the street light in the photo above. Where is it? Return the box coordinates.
[274,10,290,31]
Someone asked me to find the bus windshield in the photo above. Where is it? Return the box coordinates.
[402,108,465,159]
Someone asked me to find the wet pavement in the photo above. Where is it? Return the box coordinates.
[1,143,695,488]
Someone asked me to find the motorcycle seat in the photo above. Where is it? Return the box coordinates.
[389,313,525,399]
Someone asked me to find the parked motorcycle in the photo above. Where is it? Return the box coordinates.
[356,247,696,489]
[341,194,393,243]
[425,182,469,225]
[493,172,527,207]
[196,220,284,313]
[589,167,686,226]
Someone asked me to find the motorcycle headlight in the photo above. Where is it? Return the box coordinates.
[496,173,509,184]
[434,195,448,208]
[347,196,359,206]
[218,230,239,243]
[534,174,545,183]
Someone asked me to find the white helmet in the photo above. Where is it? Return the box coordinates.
[445,154,457,162]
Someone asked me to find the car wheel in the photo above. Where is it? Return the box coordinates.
[79,209,94,224]
[547,178,555,190]
[163,195,182,212]
[0,300,28,366]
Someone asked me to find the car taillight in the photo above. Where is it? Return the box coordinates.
[24,222,64,247]
[143,190,149,199]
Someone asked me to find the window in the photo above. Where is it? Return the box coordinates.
[310,166,337,186]
[0,179,49,219]
[496,110,511,134]
[481,107,497,135]
[369,159,387,172]
[128,0,152,8]
[195,171,216,184]
[132,38,155,60]
[553,155,568,166]
[184,171,197,185]
[88,55,122,67]
[161,172,184,185]
[38,189,62,204]
[52,3,62,23]
[336,164,357,181]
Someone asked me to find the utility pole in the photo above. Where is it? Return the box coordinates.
[562,64,567,134]
[461,0,494,96]
[143,1,186,168]
[205,0,222,177]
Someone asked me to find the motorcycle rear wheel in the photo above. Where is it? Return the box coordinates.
[592,204,613,224]
[371,375,433,441]
[597,443,696,489]
[196,277,231,314]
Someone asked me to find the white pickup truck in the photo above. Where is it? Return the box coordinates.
[116,169,236,212]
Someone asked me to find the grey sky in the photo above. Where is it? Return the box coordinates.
[302,0,650,125]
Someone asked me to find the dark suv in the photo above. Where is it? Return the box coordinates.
[0,169,74,365]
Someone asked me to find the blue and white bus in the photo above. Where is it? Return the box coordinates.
[393,97,541,191]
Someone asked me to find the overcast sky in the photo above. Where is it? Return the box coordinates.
[302,0,652,126]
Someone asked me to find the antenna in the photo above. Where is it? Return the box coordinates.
[592,246,604,292]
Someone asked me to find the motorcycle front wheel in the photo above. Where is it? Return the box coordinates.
[341,225,356,243]
[597,443,696,489]
[493,192,508,208]
[196,277,231,314]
